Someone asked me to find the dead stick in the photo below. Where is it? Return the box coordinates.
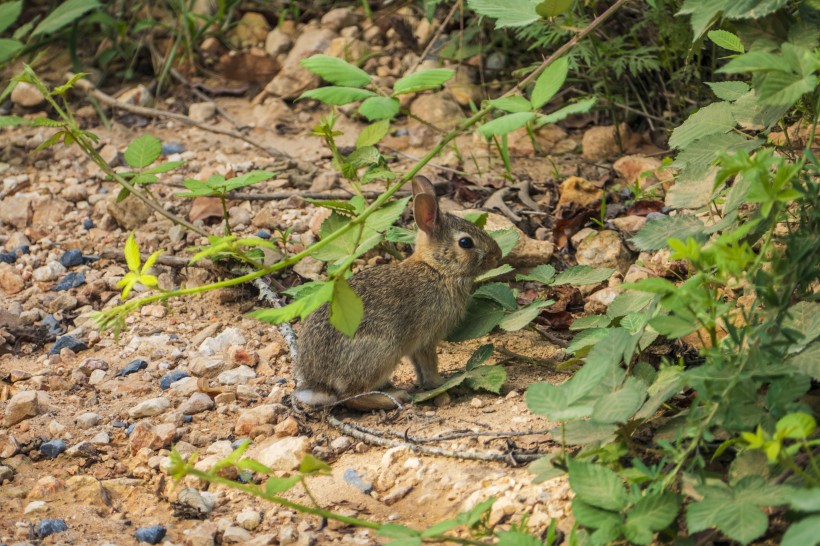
[70,75,290,159]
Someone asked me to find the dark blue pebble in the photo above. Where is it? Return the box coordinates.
[256,229,271,239]
[343,468,372,494]
[232,438,249,449]
[40,439,67,459]
[113,421,128,428]
[53,271,85,291]
[273,377,287,384]
[134,525,166,544]
[169,333,179,340]
[83,218,94,229]
[116,359,148,377]
[182,415,193,423]
[59,250,84,267]
[160,370,189,390]
[34,519,68,538]
[161,142,185,155]
[49,335,88,355]
[125,424,136,435]
[0,252,15,264]
[41,314,64,337]
[11,245,29,255]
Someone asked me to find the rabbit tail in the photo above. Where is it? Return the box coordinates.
[293,388,337,407]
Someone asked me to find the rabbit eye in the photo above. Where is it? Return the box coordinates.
[458,237,474,249]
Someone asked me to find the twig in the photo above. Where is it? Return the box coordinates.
[100,249,215,269]
[408,0,460,72]
[168,67,246,129]
[341,420,553,444]
[496,346,565,368]
[327,415,547,464]
[69,75,290,159]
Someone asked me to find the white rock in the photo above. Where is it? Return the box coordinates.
[236,508,262,530]
[32,261,67,282]
[89,431,110,445]
[218,365,256,385]
[128,397,170,418]
[246,436,310,471]
[76,412,102,429]
[4,390,46,426]
[198,327,246,355]
[188,102,216,123]
[11,82,45,107]
[180,392,215,415]
[223,526,252,543]
[24,500,48,514]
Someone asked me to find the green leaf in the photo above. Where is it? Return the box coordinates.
[790,343,820,380]
[464,211,488,228]
[124,232,140,272]
[466,0,540,28]
[299,87,376,105]
[124,134,162,168]
[300,54,371,87]
[635,364,684,420]
[0,114,30,127]
[649,315,698,338]
[385,226,416,244]
[566,327,610,354]
[706,81,751,101]
[356,119,390,148]
[392,69,454,95]
[531,56,568,109]
[631,214,707,251]
[788,488,820,512]
[465,344,494,370]
[447,298,505,342]
[488,228,519,258]
[499,300,552,331]
[329,278,364,338]
[384,537,422,546]
[607,291,655,318]
[299,453,332,474]
[553,265,614,286]
[571,498,622,529]
[687,493,769,545]
[783,301,820,350]
[708,30,744,53]
[516,264,556,284]
[782,515,820,546]
[526,382,592,420]
[668,102,735,149]
[455,497,496,526]
[758,71,816,106]
[465,365,506,394]
[346,145,381,168]
[250,282,333,324]
[535,97,596,126]
[0,39,23,63]
[558,420,618,445]
[591,377,647,424]
[378,523,420,539]
[0,1,22,34]
[474,263,515,283]
[143,160,185,175]
[474,283,518,311]
[479,112,536,137]
[567,458,627,511]
[570,314,611,331]
[420,520,460,538]
[536,0,574,17]
[359,97,400,121]
[719,50,786,74]
[264,475,301,495]
[31,0,101,36]
[496,530,547,546]
[776,413,816,440]
[304,198,357,215]
[52,72,89,95]
[626,492,681,532]
[528,456,565,483]
[489,96,532,113]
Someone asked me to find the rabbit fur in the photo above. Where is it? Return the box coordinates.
[294,175,502,410]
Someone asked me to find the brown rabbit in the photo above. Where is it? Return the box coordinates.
[294,175,502,410]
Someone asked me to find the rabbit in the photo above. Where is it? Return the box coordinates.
[294,175,502,411]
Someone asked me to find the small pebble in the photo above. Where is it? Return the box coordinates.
[40,439,67,459]
[160,370,189,390]
[53,271,85,291]
[34,518,68,538]
[12,244,29,255]
[116,359,148,377]
[183,415,193,423]
[161,142,185,155]
[0,252,15,264]
[134,525,166,544]
[41,315,64,337]
[83,218,94,229]
[125,424,136,435]
[59,250,84,268]
[256,229,271,239]
[49,335,88,355]
[113,420,128,428]
[343,468,372,494]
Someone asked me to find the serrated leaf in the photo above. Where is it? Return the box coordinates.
[591,377,647,424]
[607,291,655,318]
[758,71,816,106]
[687,494,769,545]
[299,87,376,105]
[783,301,820,350]
[392,69,454,95]
[359,97,400,121]
[558,420,618,445]
[570,314,611,330]
[668,102,735,149]
[447,298,505,341]
[329,278,363,338]
[788,488,820,512]
[299,453,331,474]
[124,134,161,168]
[535,97,596,126]
[567,458,627,511]
[776,413,816,440]
[708,30,744,53]
[300,54,371,87]
[467,0,540,28]
[378,524,419,538]
[650,314,698,338]
[719,50,785,74]
[474,283,517,310]
[420,520,460,538]
[627,492,681,531]
[488,228,519,257]
[497,530,547,546]
[499,300,552,331]
[553,265,614,286]
[466,344,494,371]
[264,475,300,495]
[536,0,574,17]
[528,456,565,483]
[571,498,621,528]
[464,211,488,228]
[474,263,515,283]
[516,264,556,284]
[526,382,592,420]
[0,115,29,127]
[52,72,88,95]
[304,198,357,215]
[0,1,22,35]
[781,515,820,546]
[630,214,707,251]
[479,112,536,137]
[143,160,185,174]
[790,343,820,380]
[356,119,390,148]
[385,226,416,244]
[465,365,506,394]
[31,0,101,36]
[706,81,751,101]
[531,56,568,109]
[489,96,532,113]
[346,145,381,168]
[249,282,333,324]
[566,327,610,354]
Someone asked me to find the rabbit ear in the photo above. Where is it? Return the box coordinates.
[412,177,438,235]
